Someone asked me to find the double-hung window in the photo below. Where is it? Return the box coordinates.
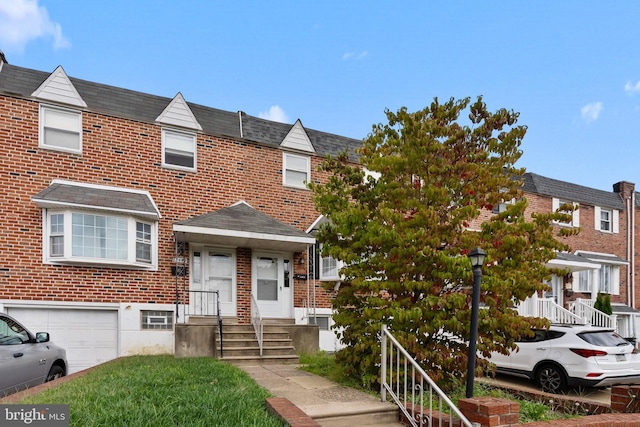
[162,128,196,171]
[39,104,82,154]
[594,206,618,233]
[283,153,310,189]
[552,198,579,227]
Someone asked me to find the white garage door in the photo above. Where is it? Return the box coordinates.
[7,307,119,374]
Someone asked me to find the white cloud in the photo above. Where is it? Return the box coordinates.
[581,102,602,123]
[625,81,640,94]
[343,50,368,60]
[259,105,289,123]
[0,0,70,53]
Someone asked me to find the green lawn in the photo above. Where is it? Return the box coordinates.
[19,355,285,427]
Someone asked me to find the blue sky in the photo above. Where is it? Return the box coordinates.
[1,0,639,192]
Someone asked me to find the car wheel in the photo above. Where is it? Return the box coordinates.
[46,365,65,382]
[536,364,566,394]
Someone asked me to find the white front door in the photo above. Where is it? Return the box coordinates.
[252,252,292,318]
[191,248,236,317]
[544,275,563,307]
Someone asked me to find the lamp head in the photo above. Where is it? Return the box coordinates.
[468,247,486,268]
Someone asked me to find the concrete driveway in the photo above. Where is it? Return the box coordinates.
[480,373,611,405]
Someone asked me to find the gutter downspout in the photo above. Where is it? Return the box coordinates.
[238,111,243,138]
[632,191,636,309]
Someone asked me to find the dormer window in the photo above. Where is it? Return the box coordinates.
[39,104,82,154]
[283,152,310,189]
[162,128,196,171]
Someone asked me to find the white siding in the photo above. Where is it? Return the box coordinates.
[31,66,87,108]
[156,93,202,130]
[281,120,315,152]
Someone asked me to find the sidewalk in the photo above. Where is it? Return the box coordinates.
[238,363,403,426]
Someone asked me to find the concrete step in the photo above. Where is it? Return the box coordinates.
[313,405,401,427]
[222,354,300,365]
[221,346,297,357]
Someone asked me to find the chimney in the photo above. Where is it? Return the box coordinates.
[613,181,635,199]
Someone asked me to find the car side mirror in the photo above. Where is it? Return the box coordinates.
[35,332,50,343]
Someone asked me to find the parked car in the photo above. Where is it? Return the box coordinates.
[0,312,67,396]
[488,323,640,393]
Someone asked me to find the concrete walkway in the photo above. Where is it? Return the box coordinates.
[238,363,403,426]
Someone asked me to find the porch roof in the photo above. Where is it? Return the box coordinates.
[547,252,601,272]
[173,201,315,252]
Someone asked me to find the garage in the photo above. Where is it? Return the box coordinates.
[6,307,119,374]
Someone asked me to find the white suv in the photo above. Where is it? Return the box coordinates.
[489,324,640,393]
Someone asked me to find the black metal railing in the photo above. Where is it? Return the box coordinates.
[181,290,223,357]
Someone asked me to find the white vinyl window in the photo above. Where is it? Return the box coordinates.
[162,128,196,171]
[594,206,619,233]
[577,265,620,295]
[39,104,82,153]
[283,153,310,189]
[308,316,330,331]
[552,198,579,227]
[44,211,157,269]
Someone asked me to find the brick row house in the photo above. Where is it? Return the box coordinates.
[0,57,639,372]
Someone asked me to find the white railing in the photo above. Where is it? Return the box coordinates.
[381,325,475,427]
[517,295,583,324]
[251,294,264,356]
[571,298,617,330]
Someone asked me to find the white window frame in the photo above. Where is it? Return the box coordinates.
[162,128,197,171]
[42,210,158,270]
[141,310,174,330]
[319,245,344,282]
[576,270,593,293]
[283,152,310,189]
[552,198,579,227]
[594,206,619,234]
[598,264,620,295]
[38,104,82,154]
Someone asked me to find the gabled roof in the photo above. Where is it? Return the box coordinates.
[155,92,202,131]
[522,173,625,210]
[280,119,315,153]
[173,201,315,251]
[32,180,161,220]
[31,66,87,108]
[0,63,362,160]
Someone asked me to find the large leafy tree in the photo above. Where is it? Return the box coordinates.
[310,97,574,390]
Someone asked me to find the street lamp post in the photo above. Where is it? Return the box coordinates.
[466,247,486,398]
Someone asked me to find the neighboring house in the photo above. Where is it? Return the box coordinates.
[0,57,359,372]
[1,56,639,373]
[516,173,640,339]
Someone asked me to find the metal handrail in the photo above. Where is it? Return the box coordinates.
[214,290,223,358]
[381,325,475,427]
[251,294,264,356]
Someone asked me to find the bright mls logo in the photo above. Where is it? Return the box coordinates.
[1,405,69,426]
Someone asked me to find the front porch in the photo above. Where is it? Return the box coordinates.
[517,293,640,342]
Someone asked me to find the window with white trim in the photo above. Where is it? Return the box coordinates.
[599,264,620,295]
[39,104,82,153]
[283,153,310,189]
[552,198,579,227]
[576,270,592,292]
[162,128,196,170]
[44,211,157,268]
[594,206,618,233]
[577,265,620,295]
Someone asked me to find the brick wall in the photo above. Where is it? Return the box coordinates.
[0,94,336,310]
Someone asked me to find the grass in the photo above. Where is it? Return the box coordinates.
[18,355,285,427]
[299,351,569,423]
